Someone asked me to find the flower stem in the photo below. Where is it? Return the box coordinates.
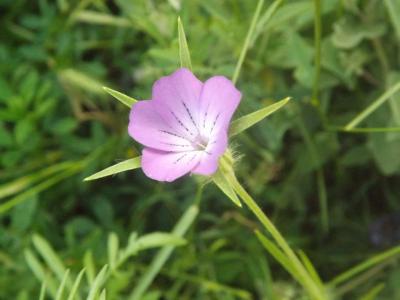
[225,168,326,300]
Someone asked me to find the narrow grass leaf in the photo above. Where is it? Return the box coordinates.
[32,234,67,282]
[55,269,70,300]
[103,87,137,108]
[83,251,96,285]
[329,244,400,286]
[344,81,400,130]
[134,232,186,252]
[84,157,141,181]
[58,69,104,95]
[252,0,283,44]
[229,97,290,137]
[359,283,385,300]
[129,204,199,300]
[25,249,58,298]
[99,289,107,300]
[232,0,264,84]
[0,164,83,215]
[255,231,299,280]
[108,233,119,270]
[298,250,324,289]
[73,11,131,27]
[87,265,108,300]
[212,169,241,207]
[383,0,400,40]
[0,161,74,200]
[67,269,86,300]
[39,282,46,300]
[177,17,192,70]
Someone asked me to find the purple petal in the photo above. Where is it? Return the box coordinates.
[152,68,203,139]
[141,148,201,182]
[128,101,194,152]
[198,76,241,138]
[191,130,228,176]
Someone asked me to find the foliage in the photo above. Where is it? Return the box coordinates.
[1,0,400,299]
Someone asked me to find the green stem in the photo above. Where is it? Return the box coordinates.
[312,0,322,107]
[232,0,264,84]
[344,81,400,130]
[226,170,326,300]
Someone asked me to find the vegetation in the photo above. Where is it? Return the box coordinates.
[1,0,400,299]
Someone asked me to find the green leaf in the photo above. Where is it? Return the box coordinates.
[134,232,187,252]
[177,17,192,70]
[84,157,141,181]
[32,234,67,282]
[99,289,107,300]
[212,169,241,207]
[39,283,46,300]
[255,230,298,280]
[384,0,400,41]
[55,269,69,300]
[87,265,108,300]
[329,244,400,286]
[58,69,104,95]
[345,81,400,130]
[73,10,131,27]
[108,233,119,270]
[25,249,58,298]
[103,86,137,108]
[359,283,385,300]
[332,18,386,49]
[229,97,290,137]
[83,251,96,285]
[67,269,86,300]
[298,250,324,289]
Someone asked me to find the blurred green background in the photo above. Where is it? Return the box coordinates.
[1,0,400,299]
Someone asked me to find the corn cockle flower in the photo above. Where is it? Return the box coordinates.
[128,68,241,182]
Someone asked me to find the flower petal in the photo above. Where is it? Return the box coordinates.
[152,68,203,139]
[141,148,201,182]
[191,130,228,176]
[198,76,241,138]
[128,101,194,152]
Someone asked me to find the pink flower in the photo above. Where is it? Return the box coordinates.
[128,68,241,182]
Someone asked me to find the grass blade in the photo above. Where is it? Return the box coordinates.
[84,157,141,181]
[344,81,400,130]
[67,269,86,300]
[329,244,400,286]
[55,270,70,300]
[359,283,385,300]
[25,249,58,298]
[39,283,46,300]
[212,168,241,208]
[32,234,67,282]
[103,87,137,108]
[229,97,290,137]
[87,265,108,300]
[232,0,264,84]
[129,204,199,300]
[177,16,192,70]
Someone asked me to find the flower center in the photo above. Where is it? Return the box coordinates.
[191,135,209,151]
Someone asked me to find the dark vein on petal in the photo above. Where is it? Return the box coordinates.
[163,142,191,148]
[174,153,188,164]
[170,109,194,136]
[210,113,220,134]
[159,130,188,141]
[203,104,210,129]
[182,101,198,129]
